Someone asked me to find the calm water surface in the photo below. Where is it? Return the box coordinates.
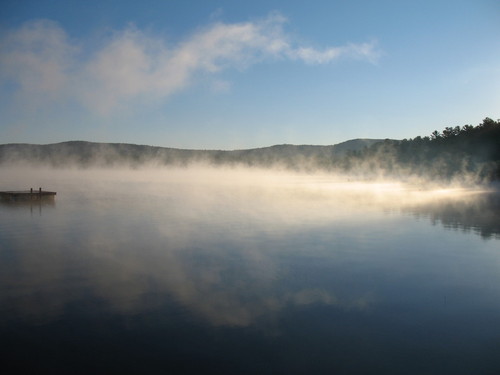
[1,168,499,374]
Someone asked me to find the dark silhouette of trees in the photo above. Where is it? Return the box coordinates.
[339,118,500,182]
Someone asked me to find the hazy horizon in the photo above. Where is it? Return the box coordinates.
[0,137,386,150]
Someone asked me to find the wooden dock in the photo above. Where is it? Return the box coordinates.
[0,188,56,201]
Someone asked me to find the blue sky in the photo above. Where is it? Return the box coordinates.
[1,0,499,149]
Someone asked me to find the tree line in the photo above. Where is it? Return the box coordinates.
[338,118,500,183]
[1,118,499,183]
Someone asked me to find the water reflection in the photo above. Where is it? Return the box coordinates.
[0,198,56,217]
[0,192,375,327]
[1,168,500,374]
[404,191,500,239]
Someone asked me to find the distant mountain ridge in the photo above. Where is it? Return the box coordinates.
[2,117,499,182]
[0,139,384,169]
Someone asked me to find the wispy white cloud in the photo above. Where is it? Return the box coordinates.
[0,19,76,98]
[288,42,379,65]
[0,14,380,115]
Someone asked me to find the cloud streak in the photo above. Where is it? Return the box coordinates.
[0,14,380,115]
[0,20,76,99]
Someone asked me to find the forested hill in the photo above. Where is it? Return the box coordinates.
[1,118,499,182]
[0,139,382,169]
[340,117,500,182]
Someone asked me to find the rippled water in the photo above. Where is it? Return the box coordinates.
[1,168,499,374]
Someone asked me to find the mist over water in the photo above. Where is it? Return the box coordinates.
[1,166,500,374]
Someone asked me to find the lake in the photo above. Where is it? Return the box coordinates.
[1,167,499,374]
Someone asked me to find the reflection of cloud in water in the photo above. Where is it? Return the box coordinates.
[0,167,495,328]
[0,220,373,327]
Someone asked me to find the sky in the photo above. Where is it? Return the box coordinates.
[1,0,499,150]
